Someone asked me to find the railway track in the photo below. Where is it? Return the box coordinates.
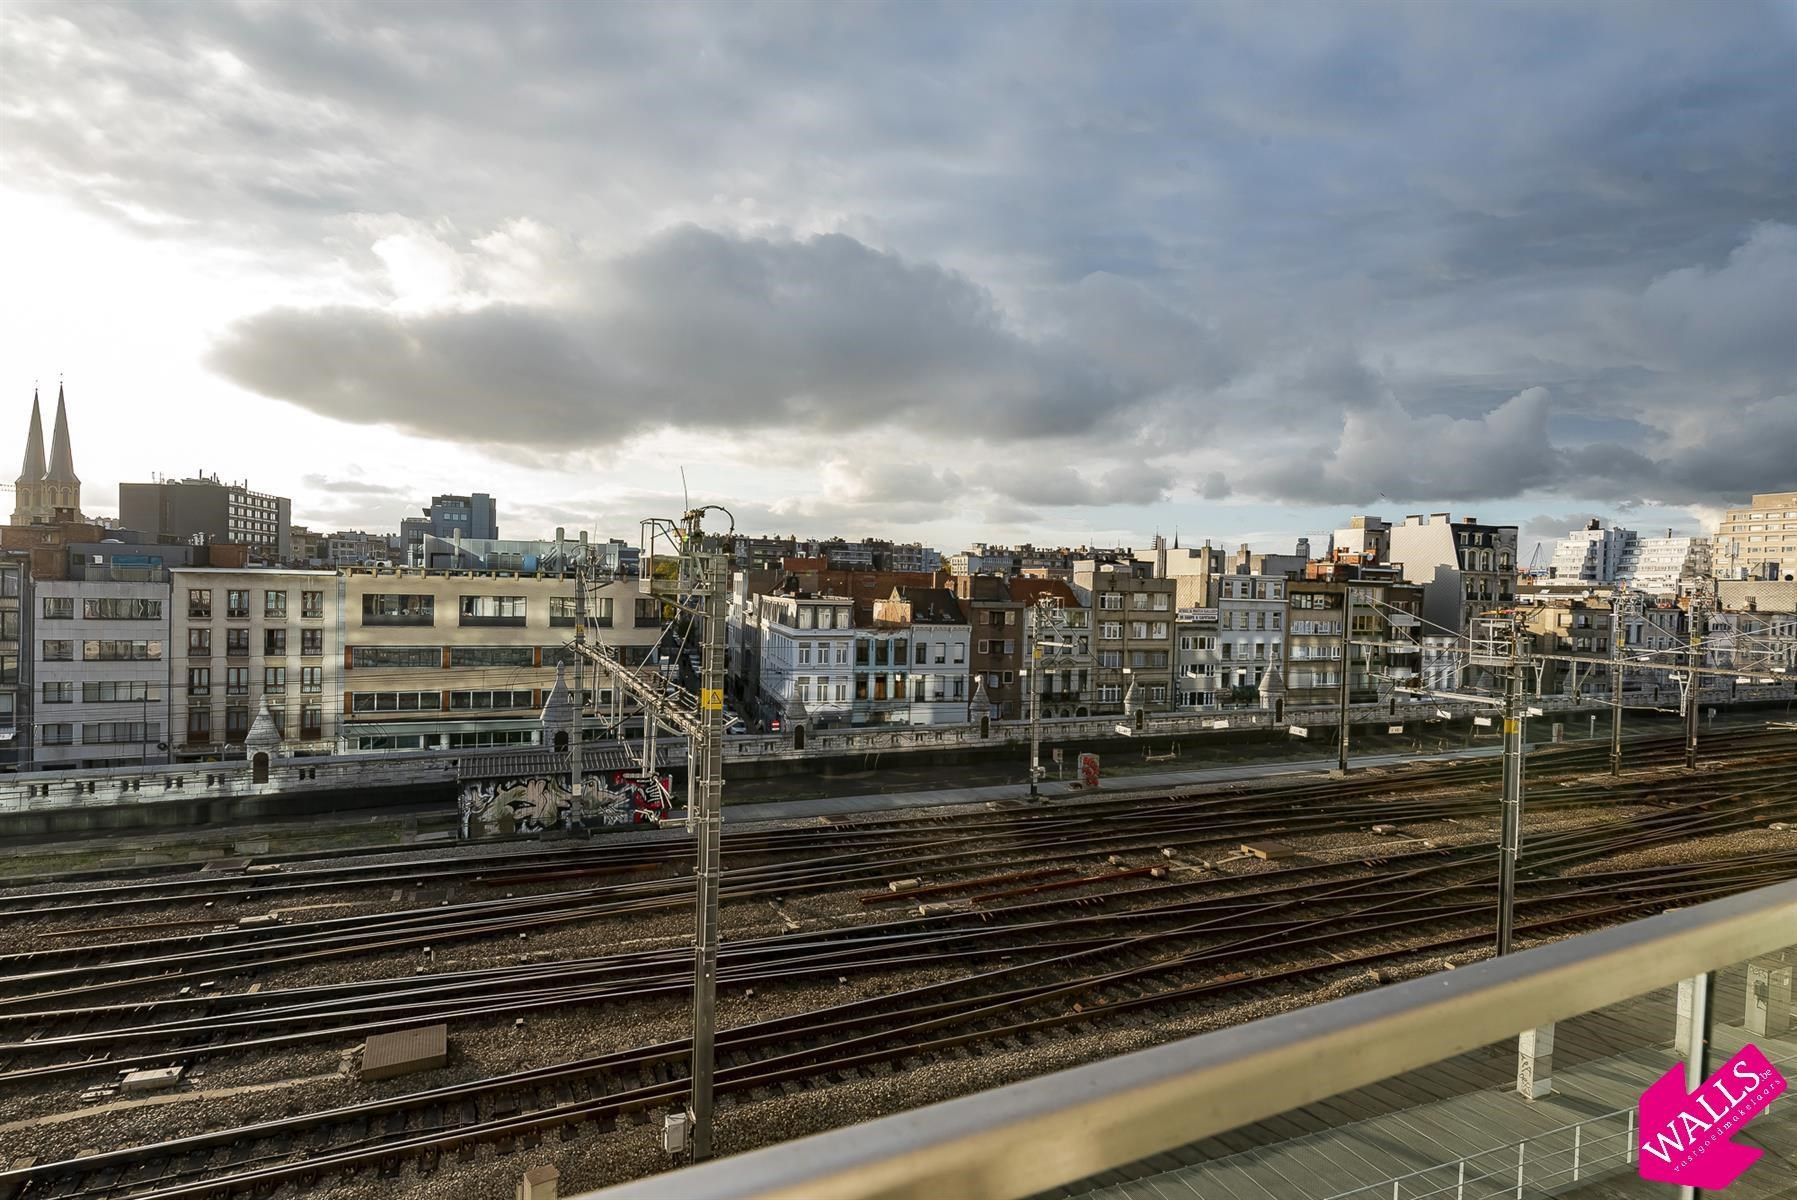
[0,728,1792,1199]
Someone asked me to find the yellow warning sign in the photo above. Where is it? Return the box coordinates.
[1503,718,1519,733]
[701,688,723,711]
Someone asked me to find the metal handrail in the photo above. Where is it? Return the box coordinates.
[577,878,1797,1200]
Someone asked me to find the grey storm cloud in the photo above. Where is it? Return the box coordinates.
[210,225,1206,445]
[6,0,1797,517]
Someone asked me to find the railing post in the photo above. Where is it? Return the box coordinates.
[1515,1141,1525,1198]
[1456,1159,1465,1200]
[1572,1122,1581,1181]
[1626,1108,1635,1163]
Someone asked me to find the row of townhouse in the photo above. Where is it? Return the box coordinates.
[729,571,1099,728]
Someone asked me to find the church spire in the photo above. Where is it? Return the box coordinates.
[46,382,78,484]
[18,388,45,484]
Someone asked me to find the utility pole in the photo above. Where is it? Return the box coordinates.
[572,506,732,1163]
[570,552,586,801]
[1026,595,1071,801]
[1684,586,1707,770]
[687,517,726,1161]
[1336,585,1353,772]
[1496,616,1527,957]
[1609,588,1624,777]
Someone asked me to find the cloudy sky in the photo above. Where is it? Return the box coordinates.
[2,1,1794,561]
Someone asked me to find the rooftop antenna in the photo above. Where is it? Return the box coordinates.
[681,466,691,514]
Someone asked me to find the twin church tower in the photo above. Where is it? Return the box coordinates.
[12,385,82,526]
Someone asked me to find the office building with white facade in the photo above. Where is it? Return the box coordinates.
[169,568,340,759]
[32,578,170,767]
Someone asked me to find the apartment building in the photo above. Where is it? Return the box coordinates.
[32,577,170,767]
[335,568,660,751]
[1547,521,1636,584]
[953,575,1025,720]
[1175,608,1221,709]
[0,558,18,766]
[1388,513,1518,635]
[1618,536,1712,596]
[169,568,338,759]
[1282,579,1343,707]
[869,586,970,724]
[746,591,855,728]
[1715,490,1797,579]
[1211,572,1287,696]
[119,475,293,559]
[1010,578,1091,718]
[1073,561,1177,714]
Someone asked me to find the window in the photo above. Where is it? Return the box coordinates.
[226,668,249,696]
[226,707,251,740]
[300,705,323,739]
[933,642,946,664]
[227,590,251,619]
[448,689,536,710]
[301,590,324,619]
[264,628,287,655]
[41,682,73,704]
[1099,685,1122,703]
[301,666,322,694]
[226,628,251,657]
[186,709,211,743]
[1150,623,1169,639]
[460,595,526,625]
[363,594,434,625]
[84,640,161,661]
[1131,622,1149,639]
[189,628,211,657]
[1099,650,1123,668]
[448,646,534,668]
[1101,622,1123,640]
[41,596,73,620]
[40,722,75,745]
[188,667,211,696]
[952,642,965,664]
[351,646,442,669]
[301,628,323,656]
[0,568,15,599]
[1100,593,1124,610]
[1152,594,1170,611]
[264,667,286,694]
[264,590,288,618]
[977,639,989,655]
[915,641,928,665]
[84,721,158,745]
[42,639,74,661]
[798,643,812,665]
[351,691,445,712]
[84,598,163,620]
[0,609,13,641]
[82,681,160,703]
[1132,593,1150,610]
[550,596,580,626]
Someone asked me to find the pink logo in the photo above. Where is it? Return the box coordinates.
[1638,1044,1787,1190]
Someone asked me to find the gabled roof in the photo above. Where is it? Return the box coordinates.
[1007,578,1079,607]
[894,586,966,625]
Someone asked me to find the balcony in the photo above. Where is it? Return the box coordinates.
[581,879,1797,1200]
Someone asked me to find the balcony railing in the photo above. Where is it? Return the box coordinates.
[578,878,1797,1200]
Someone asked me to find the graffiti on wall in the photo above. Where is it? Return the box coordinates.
[459,770,675,838]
